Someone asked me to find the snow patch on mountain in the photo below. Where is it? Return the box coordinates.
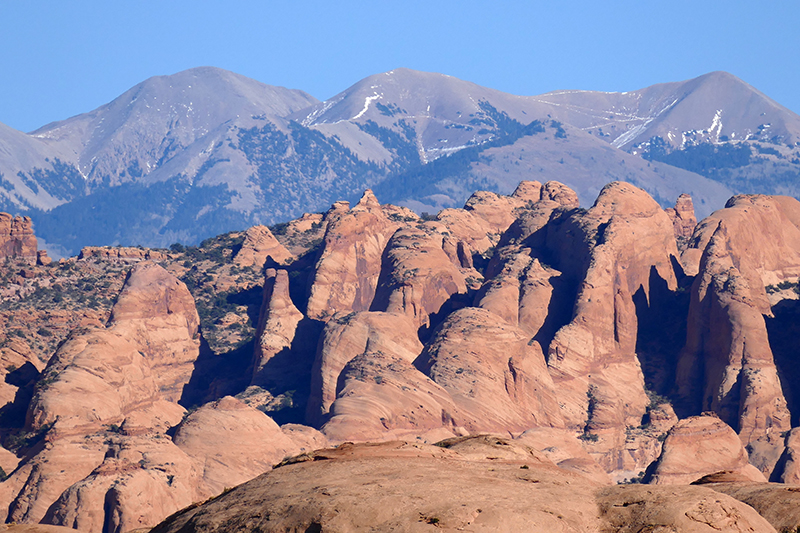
[352,94,382,120]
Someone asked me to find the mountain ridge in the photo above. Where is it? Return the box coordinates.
[0,66,798,255]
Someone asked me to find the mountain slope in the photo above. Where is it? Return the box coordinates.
[0,121,83,212]
[0,67,797,254]
[30,67,319,187]
[531,71,800,150]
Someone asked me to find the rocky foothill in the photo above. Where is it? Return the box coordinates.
[3,181,800,531]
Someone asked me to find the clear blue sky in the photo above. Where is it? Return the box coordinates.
[1,0,798,133]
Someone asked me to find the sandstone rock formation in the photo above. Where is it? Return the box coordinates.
[78,246,167,261]
[107,262,201,402]
[515,427,611,484]
[417,307,564,433]
[172,397,300,494]
[434,180,578,257]
[2,263,202,526]
[232,225,292,269]
[149,438,776,533]
[320,348,463,442]
[0,213,37,264]
[665,193,697,250]
[0,259,330,531]
[10,182,800,531]
[536,182,681,471]
[701,481,800,532]
[306,311,423,426]
[650,415,766,485]
[370,222,467,329]
[40,432,205,533]
[675,195,800,461]
[250,269,305,390]
[305,190,401,320]
[775,427,800,483]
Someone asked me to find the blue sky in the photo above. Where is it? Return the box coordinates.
[1,1,798,133]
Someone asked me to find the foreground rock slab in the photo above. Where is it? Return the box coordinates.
[149,437,775,533]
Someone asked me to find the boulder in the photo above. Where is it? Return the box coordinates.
[650,415,766,485]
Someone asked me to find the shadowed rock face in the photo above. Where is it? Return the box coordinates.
[665,193,698,251]
[306,311,424,427]
[676,195,800,460]
[519,182,682,471]
[250,269,305,389]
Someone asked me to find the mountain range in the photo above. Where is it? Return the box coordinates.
[1,67,799,255]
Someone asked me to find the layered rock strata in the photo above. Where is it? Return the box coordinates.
[0,213,37,264]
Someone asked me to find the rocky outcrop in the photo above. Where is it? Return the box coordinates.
[675,195,800,454]
[78,246,167,261]
[535,182,681,471]
[14,182,800,530]
[232,225,292,269]
[1,434,108,525]
[596,483,775,532]
[2,263,201,526]
[476,247,569,345]
[40,433,204,533]
[417,307,564,433]
[649,415,766,485]
[250,269,305,390]
[149,437,776,533]
[305,190,401,320]
[776,427,800,483]
[435,180,578,257]
[107,262,201,402]
[0,213,37,264]
[665,193,697,250]
[370,223,467,329]
[306,311,423,425]
[515,427,610,484]
[702,482,800,532]
[172,397,300,494]
[321,349,463,442]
